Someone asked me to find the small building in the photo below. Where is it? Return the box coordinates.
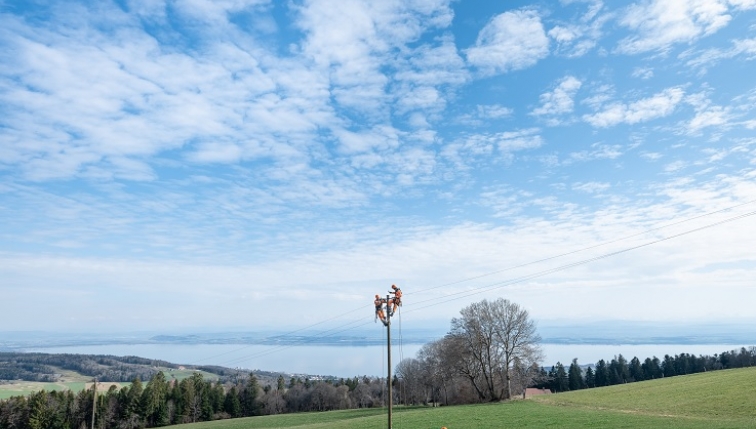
[524,388,552,398]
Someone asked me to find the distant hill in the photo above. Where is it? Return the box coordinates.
[0,352,288,386]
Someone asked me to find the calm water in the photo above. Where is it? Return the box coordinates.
[26,343,749,377]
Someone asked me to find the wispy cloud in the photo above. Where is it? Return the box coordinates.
[572,181,611,194]
[683,37,756,71]
[616,0,740,54]
[531,75,582,120]
[632,67,654,79]
[456,104,514,126]
[548,0,609,57]
[583,87,685,127]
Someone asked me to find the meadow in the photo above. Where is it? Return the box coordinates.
[173,367,756,429]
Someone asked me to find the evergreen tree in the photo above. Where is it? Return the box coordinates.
[142,371,169,427]
[567,358,585,391]
[616,354,630,383]
[224,387,242,417]
[584,366,595,388]
[629,356,644,382]
[119,378,144,428]
[594,359,610,387]
[553,362,568,392]
[547,366,557,391]
[169,378,184,424]
[662,355,676,377]
[242,373,261,416]
[27,391,61,429]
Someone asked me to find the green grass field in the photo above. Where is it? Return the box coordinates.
[173,367,756,429]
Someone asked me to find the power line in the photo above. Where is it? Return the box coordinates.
[193,202,756,369]
[407,198,756,297]
[406,208,756,311]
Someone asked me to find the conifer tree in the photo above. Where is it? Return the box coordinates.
[567,358,585,391]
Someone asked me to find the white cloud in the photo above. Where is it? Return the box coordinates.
[632,67,654,79]
[334,125,401,155]
[617,0,736,54]
[441,129,543,172]
[664,160,687,172]
[683,92,733,134]
[583,87,685,127]
[456,104,514,126]
[531,75,583,117]
[684,37,756,70]
[548,0,609,57]
[0,4,345,181]
[641,152,663,161]
[688,106,730,132]
[295,0,456,116]
[476,104,514,119]
[465,9,549,74]
[566,143,623,164]
[572,181,611,193]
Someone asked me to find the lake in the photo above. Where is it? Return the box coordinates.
[25,343,751,378]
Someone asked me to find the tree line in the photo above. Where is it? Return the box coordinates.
[534,346,756,393]
[0,369,398,428]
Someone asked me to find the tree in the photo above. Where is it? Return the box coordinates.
[417,340,451,406]
[27,391,61,429]
[552,362,568,392]
[594,359,609,387]
[629,356,644,382]
[642,356,662,380]
[449,298,542,401]
[119,378,144,428]
[223,387,241,417]
[584,366,595,388]
[567,358,584,391]
[141,371,169,427]
[395,358,424,405]
[241,373,261,416]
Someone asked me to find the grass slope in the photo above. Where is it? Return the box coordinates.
[176,367,756,429]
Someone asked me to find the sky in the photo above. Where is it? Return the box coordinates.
[1,0,756,337]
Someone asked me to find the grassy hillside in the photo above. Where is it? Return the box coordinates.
[174,367,756,429]
[534,366,756,421]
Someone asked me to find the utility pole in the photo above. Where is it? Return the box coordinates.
[91,378,97,429]
[386,294,392,429]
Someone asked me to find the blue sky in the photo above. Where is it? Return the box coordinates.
[1,0,756,334]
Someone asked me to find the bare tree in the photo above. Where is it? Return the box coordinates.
[350,384,374,408]
[443,331,490,401]
[417,340,450,406]
[450,298,542,400]
[395,358,424,405]
[490,299,542,399]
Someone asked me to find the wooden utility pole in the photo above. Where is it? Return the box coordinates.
[386,294,392,429]
[91,378,97,429]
